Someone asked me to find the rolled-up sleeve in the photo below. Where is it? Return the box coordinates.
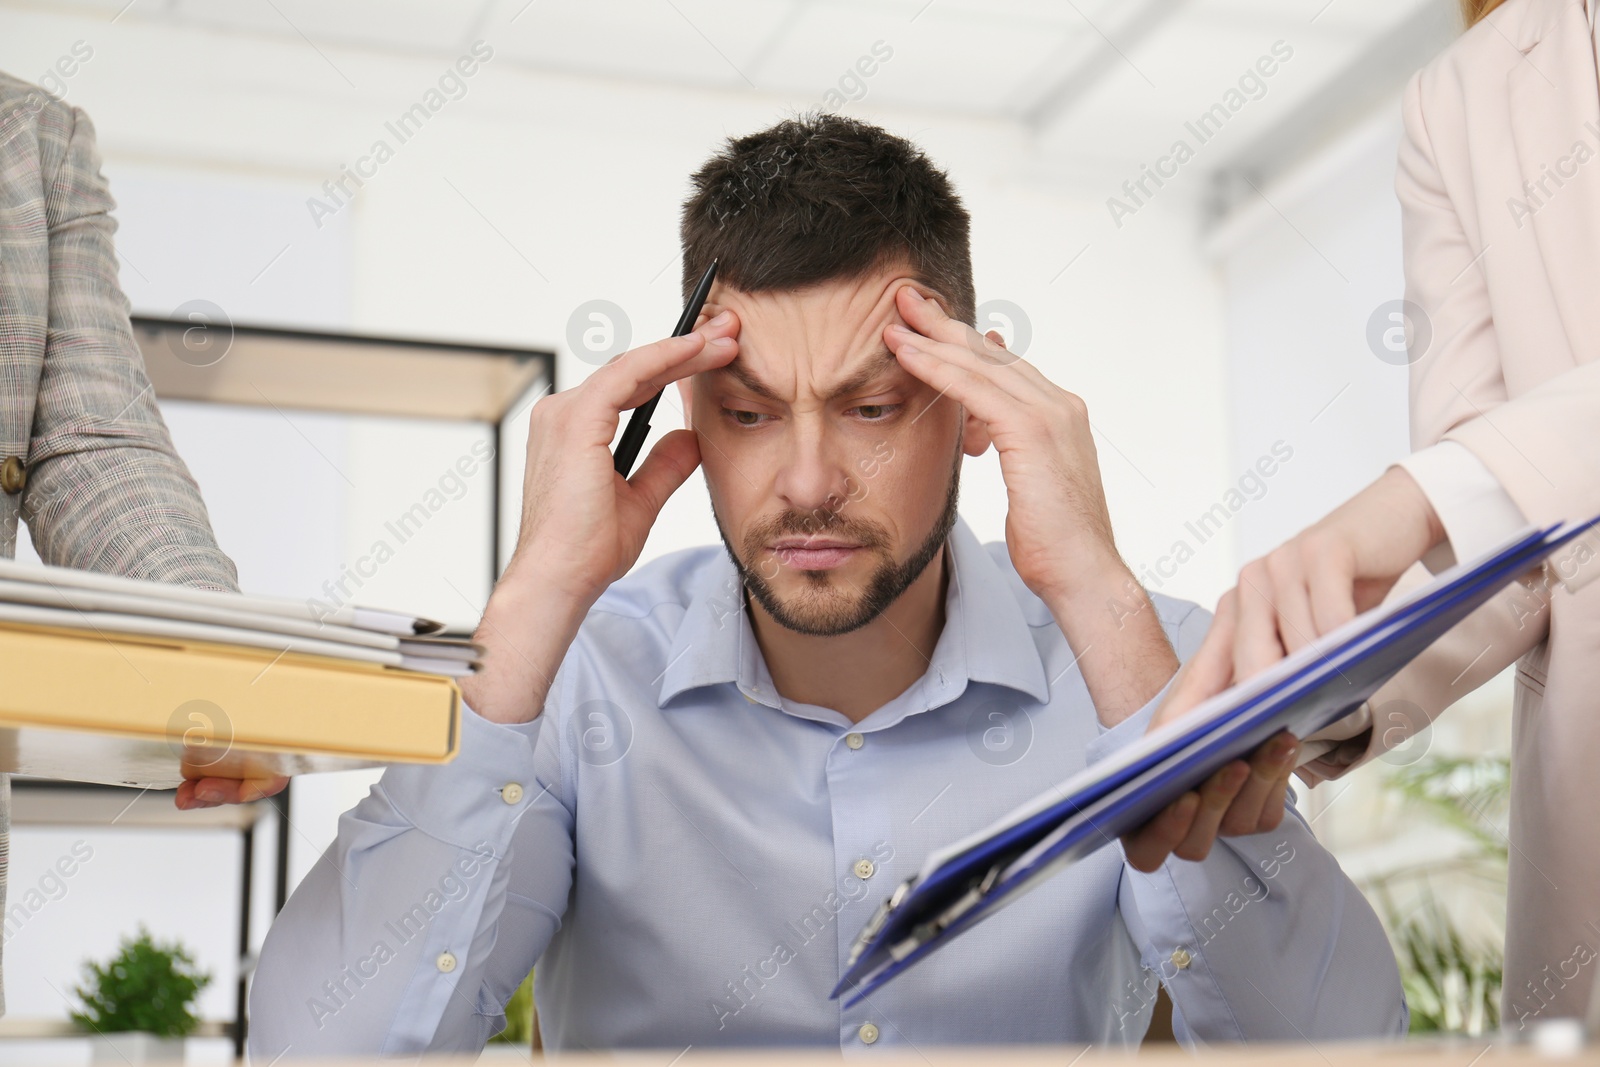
[247,700,574,1059]
[1089,606,1408,1044]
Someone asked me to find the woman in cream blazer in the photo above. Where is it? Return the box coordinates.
[1300,0,1600,1028]
[1125,0,1600,1031]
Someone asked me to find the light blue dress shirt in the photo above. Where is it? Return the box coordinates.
[249,514,1407,1057]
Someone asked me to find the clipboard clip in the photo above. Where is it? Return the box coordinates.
[845,874,916,971]
[845,860,1008,975]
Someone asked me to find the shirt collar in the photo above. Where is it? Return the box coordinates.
[657,513,1051,711]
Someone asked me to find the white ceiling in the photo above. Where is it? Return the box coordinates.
[14,0,1459,178]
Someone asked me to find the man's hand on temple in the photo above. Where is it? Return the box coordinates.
[883,285,1179,725]
[176,312,741,805]
[462,308,742,725]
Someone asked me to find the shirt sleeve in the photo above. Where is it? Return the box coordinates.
[1090,605,1409,1044]
[1395,441,1527,574]
[247,700,574,1059]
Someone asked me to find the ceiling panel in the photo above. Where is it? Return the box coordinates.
[748,0,1083,114]
[1201,0,1442,33]
[486,0,801,90]
[159,0,484,54]
[1033,0,1450,167]
[897,0,1123,30]
[5,0,1458,181]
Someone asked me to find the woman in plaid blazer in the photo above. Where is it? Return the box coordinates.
[0,70,238,1017]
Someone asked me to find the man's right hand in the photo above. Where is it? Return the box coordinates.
[460,309,740,725]
[511,308,740,607]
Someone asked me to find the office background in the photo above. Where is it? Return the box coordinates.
[0,0,1512,1057]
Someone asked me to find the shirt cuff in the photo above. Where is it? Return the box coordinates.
[1084,671,1180,767]
[1396,440,1527,574]
[378,699,547,848]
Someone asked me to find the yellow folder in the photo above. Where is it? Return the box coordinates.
[0,620,459,789]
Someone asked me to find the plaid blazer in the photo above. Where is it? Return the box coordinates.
[0,71,238,1016]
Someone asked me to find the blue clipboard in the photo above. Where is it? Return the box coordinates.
[832,513,1599,1006]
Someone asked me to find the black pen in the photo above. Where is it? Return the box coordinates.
[612,258,719,478]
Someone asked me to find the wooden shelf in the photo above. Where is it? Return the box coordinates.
[0,1018,231,1039]
[9,779,270,831]
[132,317,552,423]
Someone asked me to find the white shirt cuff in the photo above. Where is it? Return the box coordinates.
[1395,441,1527,574]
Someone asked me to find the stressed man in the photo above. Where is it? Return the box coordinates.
[249,114,1406,1054]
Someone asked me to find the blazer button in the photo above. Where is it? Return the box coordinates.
[0,457,25,495]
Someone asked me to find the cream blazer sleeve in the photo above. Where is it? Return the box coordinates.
[1299,64,1600,783]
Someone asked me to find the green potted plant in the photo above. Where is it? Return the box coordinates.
[71,927,212,1063]
[489,968,537,1049]
[1362,754,1510,1034]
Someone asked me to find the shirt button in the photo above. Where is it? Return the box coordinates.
[858,1022,880,1044]
[1170,948,1192,970]
[845,732,865,750]
[501,783,524,804]
[436,951,458,973]
[853,858,875,880]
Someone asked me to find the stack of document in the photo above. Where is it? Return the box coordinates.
[834,514,1600,1006]
[0,559,478,788]
[0,558,480,675]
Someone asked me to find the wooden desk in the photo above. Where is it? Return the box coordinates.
[4,1038,1594,1066]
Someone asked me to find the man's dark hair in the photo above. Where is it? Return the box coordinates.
[680,112,975,326]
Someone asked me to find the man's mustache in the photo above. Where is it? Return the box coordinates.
[744,512,889,553]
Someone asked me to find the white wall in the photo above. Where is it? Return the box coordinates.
[1209,105,1412,561]
[1206,100,1516,894]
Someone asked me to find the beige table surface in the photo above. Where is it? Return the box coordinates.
[12,1037,1595,1066]
[481,1041,1594,1065]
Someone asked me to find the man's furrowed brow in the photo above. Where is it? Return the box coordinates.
[715,348,900,403]
[718,359,784,402]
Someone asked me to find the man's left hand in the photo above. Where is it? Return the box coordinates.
[883,284,1122,605]
[1119,589,1300,872]
[883,283,1179,726]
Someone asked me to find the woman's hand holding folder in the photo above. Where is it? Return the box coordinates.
[1113,469,1445,855]
[1227,466,1446,680]
[177,767,289,810]
[1115,469,1446,867]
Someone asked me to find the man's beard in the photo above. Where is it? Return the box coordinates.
[713,442,963,637]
